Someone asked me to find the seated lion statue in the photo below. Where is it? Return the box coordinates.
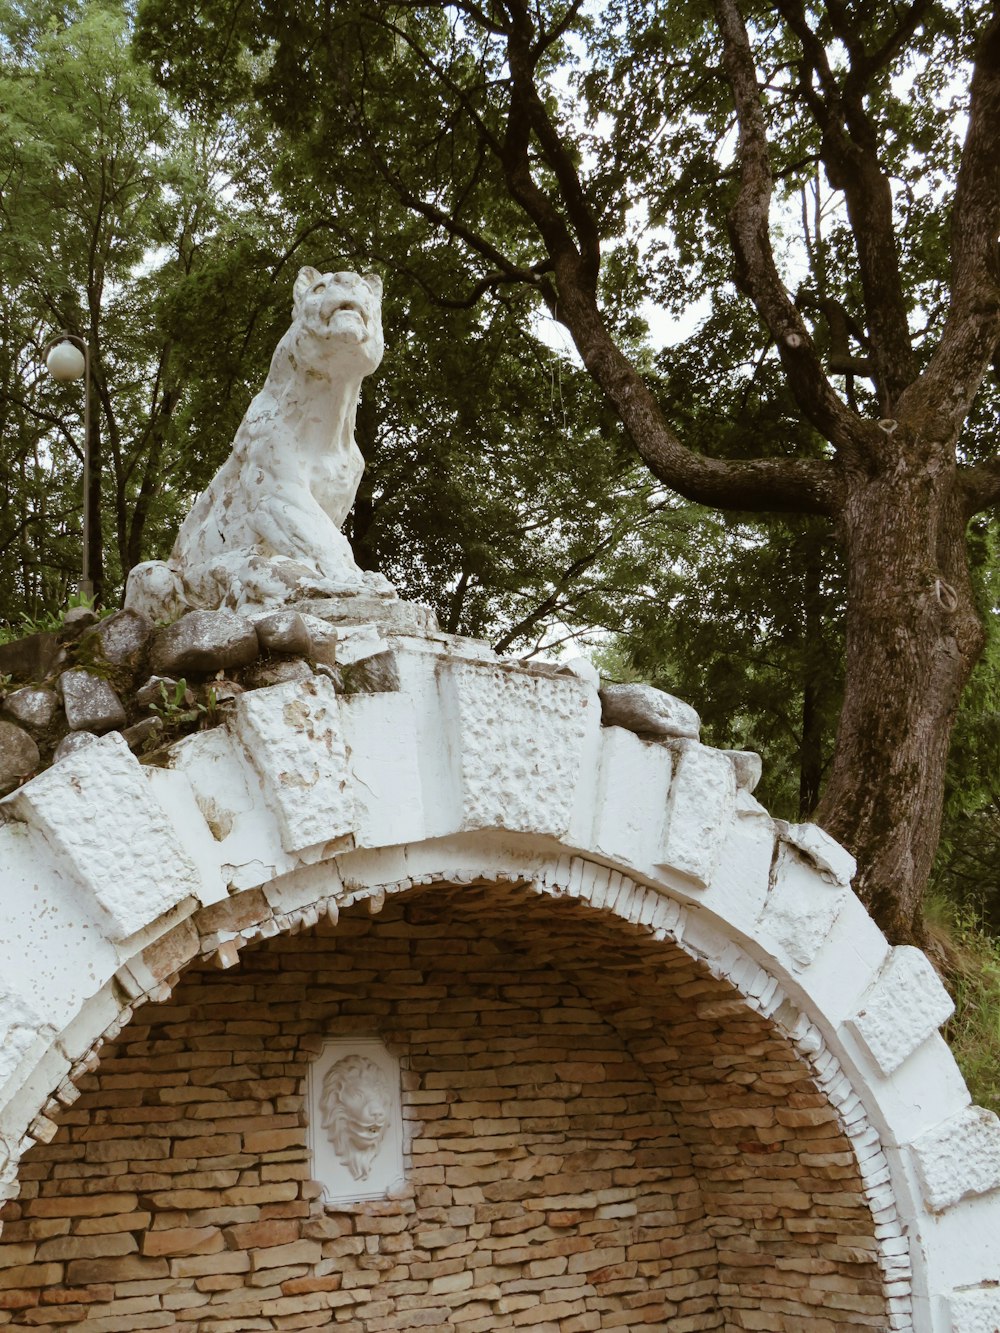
[125,266,386,617]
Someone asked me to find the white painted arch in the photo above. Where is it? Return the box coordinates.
[1,628,999,1331]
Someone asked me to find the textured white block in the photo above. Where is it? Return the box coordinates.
[848,946,954,1075]
[704,807,775,934]
[233,677,355,854]
[0,988,51,1102]
[658,741,736,887]
[7,735,202,940]
[948,1287,1000,1332]
[913,1106,1000,1212]
[439,660,600,838]
[341,693,424,848]
[143,768,228,906]
[796,894,889,1029]
[757,842,847,969]
[592,726,672,867]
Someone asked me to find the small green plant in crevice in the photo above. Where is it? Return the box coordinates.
[926,893,1000,1113]
[149,678,209,729]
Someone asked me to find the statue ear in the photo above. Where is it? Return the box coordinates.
[293,266,321,312]
[362,272,383,301]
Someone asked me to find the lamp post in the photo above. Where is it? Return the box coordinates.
[43,332,94,602]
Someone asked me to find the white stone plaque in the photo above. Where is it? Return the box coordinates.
[307,1038,404,1203]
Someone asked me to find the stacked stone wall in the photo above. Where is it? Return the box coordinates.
[0,887,887,1331]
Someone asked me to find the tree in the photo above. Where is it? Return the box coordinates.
[604,294,847,824]
[2,0,674,668]
[135,0,1000,944]
[931,518,1000,931]
[0,0,279,612]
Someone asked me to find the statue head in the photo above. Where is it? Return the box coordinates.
[319,1053,393,1181]
[291,266,384,376]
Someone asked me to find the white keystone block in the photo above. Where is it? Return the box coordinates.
[592,726,672,867]
[143,768,228,906]
[948,1287,1000,1331]
[438,660,600,838]
[7,735,202,941]
[912,1106,1000,1212]
[757,842,847,970]
[848,946,954,1076]
[169,727,293,891]
[233,677,354,854]
[341,693,424,848]
[704,809,775,935]
[658,741,736,887]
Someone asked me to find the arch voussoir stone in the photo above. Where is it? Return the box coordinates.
[1,629,999,1331]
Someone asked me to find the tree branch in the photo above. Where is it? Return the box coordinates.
[959,455,1000,517]
[774,0,918,408]
[900,3,1000,438]
[329,39,542,290]
[549,290,843,515]
[492,545,605,654]
[533,0,585,60]
[714,0,860,453]
[370,12,504,155]
[0,508,78,559]
[1,394,82,460]
[503,0,601,289]
[488,0,843,517]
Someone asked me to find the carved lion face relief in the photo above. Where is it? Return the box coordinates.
[319,1054,393,1181]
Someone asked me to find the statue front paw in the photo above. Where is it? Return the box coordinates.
[124,561,189,620]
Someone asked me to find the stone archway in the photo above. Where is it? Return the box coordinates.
[2,631,999,1330]
[2,882,891,1331]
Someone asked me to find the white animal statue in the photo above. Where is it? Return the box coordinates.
[125,266,385,617]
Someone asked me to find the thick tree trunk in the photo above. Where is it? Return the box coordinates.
[814,443,985,944]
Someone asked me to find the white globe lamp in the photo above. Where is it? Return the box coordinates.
[46,340,86,382]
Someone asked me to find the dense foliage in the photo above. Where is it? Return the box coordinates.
[2,0,1000,943]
